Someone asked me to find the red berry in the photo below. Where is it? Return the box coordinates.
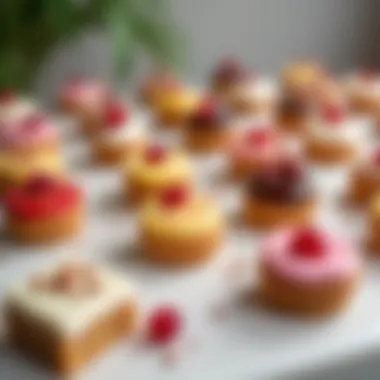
[147,306,183,345]
[104,101,128,127]
[145,145,167,164]
[323,105,346,124]
[290,228,326,258]
[160,185,189,208]
[247,128,271,147]
[25,176,56,195]
[280,160,302,180]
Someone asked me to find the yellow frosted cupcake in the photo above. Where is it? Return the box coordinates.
[140,184,225,267]
[123,144,193,205]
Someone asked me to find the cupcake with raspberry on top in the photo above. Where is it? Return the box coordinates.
[4,175,84,244]
[259,226,361,317]
[185,97,234,152]
[211,57,249,98]
[59,77,110,136]
[348,148,380,205]
[244,159,318,228]
[123,144,193,205]
[140,184,225,266]
[228,126,285,180]
[92,99,146,165]
[305,104,362,164]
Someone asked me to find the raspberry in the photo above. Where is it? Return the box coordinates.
[147,306,183,345]
[248,128,271,147]
[160,185,189,208]
[290,228,326,258]
[145,145,167,164]
[323,105,346,124]
[104,101,128,127]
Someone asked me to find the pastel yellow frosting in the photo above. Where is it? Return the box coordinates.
[140,195,224,238]
[125,150,193,187]
[155,88,200,116]
[0,152,65,184]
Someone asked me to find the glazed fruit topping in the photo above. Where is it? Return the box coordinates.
[104,101,129,127]
[160,185,189,208]
[322,104,346,124]
[145,145,167,164]
[147,305,183,345]
[290,227,327,258]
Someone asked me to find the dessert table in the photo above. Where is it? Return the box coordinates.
[1,110,380,380]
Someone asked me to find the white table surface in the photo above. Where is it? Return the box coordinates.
[0,111,380,380]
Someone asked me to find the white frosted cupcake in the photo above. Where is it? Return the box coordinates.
[92,99,146,165]
[305,105,363,164]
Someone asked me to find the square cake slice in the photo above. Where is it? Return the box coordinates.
[5,261,139,374]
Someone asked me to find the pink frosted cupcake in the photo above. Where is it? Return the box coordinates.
[228,126,284,179]
[259,227,361,317]
[0,91,37,126]
[1,114,60,157]
[59,77,110,136]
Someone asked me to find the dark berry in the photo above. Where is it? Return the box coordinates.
[290,228,326,258]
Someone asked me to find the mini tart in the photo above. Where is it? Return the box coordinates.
[92,100,146,165]
[259,227,361,317]
[275,94,312,134]
[153,85,200,128]
[0,91,38,125]
[228,78,277,116]
[0,114,60,157]
[367,195,380,253]
[140,185,225,266]
[281,61,325,96]
[244,160,318,229]
[345,69,380,114]
[59,77,110,136]
[0,151,65,195]
[4,176,84,244]
[305,106,362,164]
[185,99,234,152]
[5,261,139,374]
[228,127,284,180]
[123,145,193,205]
[348,150,380,205]
[211,58,248,97]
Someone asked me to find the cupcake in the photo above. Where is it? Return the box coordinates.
[305,105,362,164]
[312,75,347,111]
[185,98,234,152]
[275,93,312,134]
[92,100,146,165]
[228,77,277,116]
[228,126,284,180]
[345,68,380,114]
[153,82,200,128]
[244,159,318,228]
[259,227,361,317]
[211,57,248,97]
[348,148,380,205]
[0,91,38,125]
[4,175,84,244]
[282,61,325,96]
[140,184,225,266]
[0,114,60,157]
[59,77,110,136]
[123,144,193,204]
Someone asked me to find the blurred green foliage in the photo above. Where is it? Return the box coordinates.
[0,0,183,90]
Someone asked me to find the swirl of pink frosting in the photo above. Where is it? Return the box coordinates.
[261,229,361,285]
[228,127,282,164]
[1,114,58,149]
[60,78,109,109]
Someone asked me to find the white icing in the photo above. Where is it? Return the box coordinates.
[0,99,38,125]
[308,118,365,144]
[6,265,135,337]
[238,78,277,102]
[99,115,146,146]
